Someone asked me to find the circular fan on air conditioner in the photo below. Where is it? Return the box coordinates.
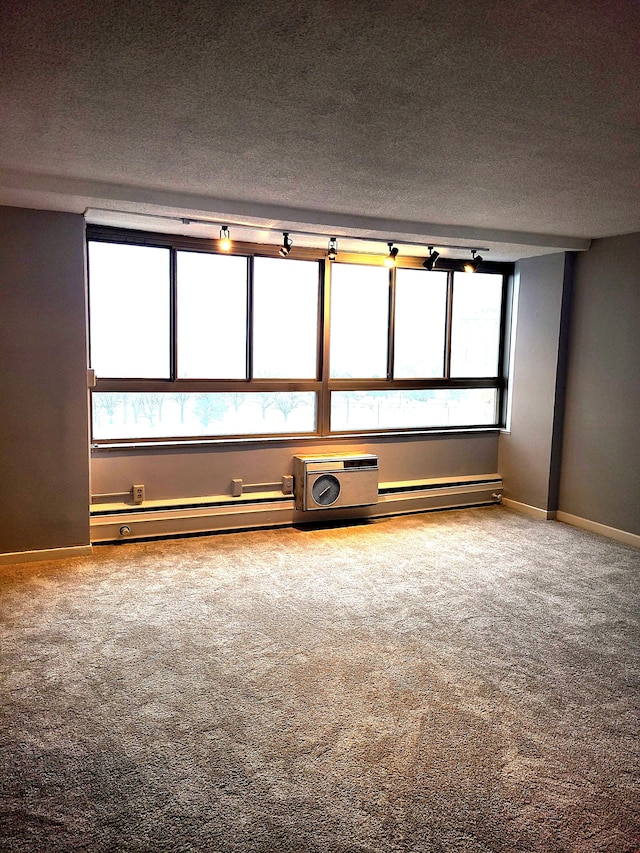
[311,474,341,506]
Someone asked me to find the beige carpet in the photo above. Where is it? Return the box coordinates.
[1,506,639,852]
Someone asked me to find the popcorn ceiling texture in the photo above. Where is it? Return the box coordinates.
[1,0,639,239]
[1,506,639,851]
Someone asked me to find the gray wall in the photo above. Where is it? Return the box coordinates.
[0,207,90,553]
[498,252,572,513]
[10,206,637,548]
[0,205,499,555]
[91,432,499,502]
[559,232,640,535]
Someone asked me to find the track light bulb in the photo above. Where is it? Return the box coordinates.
[219,225,231,252]
[384,242,399,268]
[423,247,440,271]
[464,250,483,273]
[279,232,293,257]
[327,237,338,261]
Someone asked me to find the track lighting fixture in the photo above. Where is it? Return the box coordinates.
[464,250,483,273]
[327,237,338,261]
[279,232,293,257]
[384,242,399,268]
[422,247,440,271]
[219,225,231,252]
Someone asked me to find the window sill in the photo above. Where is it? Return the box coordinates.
[91,426,501,452]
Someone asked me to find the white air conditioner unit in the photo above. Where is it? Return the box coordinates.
[292,453,379,511]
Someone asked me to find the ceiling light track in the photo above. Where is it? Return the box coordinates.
[178,219,491,255]
[180,219,491,256]
[84,207,491,261]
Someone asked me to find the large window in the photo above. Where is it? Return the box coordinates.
[88,242,171,378]
[450,272,503,377]
[176,252,247,379]
[394,268,448,378]
[330,263,389,379]
[252,257,319,379]
[88,228,509,442]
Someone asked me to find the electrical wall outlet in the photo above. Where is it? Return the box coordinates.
[282,475,293,494]
[132,484,145,503]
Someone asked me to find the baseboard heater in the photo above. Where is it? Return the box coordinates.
[90,474,502,543]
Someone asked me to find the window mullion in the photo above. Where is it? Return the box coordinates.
[170,248,177,381]
[387,267,396,381]
[498,272,509,426]
[444,270,454,379]
[319,258,332,434]
[246,256,254,381]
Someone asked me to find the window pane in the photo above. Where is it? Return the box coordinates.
[394,269,447,378]
[253,258,319,378]
[92,392,316,439]
[330,264,389,378]
[177,252,247,378]
[331,389,498,431]
[450,273,503,377]
[88,242,170,378]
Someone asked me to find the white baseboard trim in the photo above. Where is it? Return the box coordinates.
[90,476,503,543]
[0,544,93,566]
[502,498,556,520]
[556,512,640,548]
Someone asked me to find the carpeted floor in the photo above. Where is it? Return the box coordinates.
[1,506,639,852]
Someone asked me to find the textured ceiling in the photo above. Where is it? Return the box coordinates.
[1,0,639,260]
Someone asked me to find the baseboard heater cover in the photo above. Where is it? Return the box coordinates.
[90,475,502,543]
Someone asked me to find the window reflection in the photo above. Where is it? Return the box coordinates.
[93,392,316,439]
[331,389,498,431]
